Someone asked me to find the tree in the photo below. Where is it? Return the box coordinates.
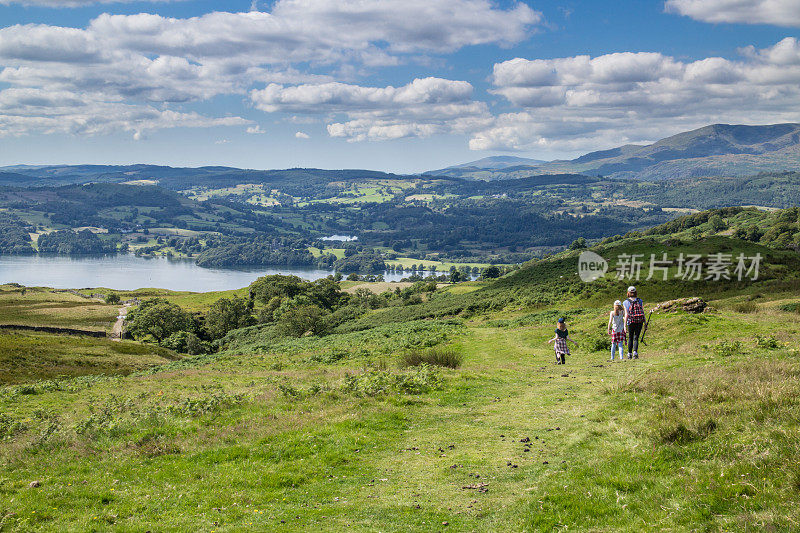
[708,214,726,232]
[105,292,121,305]
[568,237,587,250]
[482,265,501,279]
[126,298,194,342]
[206,296,255,339]
[249,274,305,304]
[278,305,327,337]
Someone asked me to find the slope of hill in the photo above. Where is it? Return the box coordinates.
[429,123,800,181]
[424,155,546,178]
[0,164,409,191]
[2,207,799,531]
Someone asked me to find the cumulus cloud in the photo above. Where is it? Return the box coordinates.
[0,0,539,138]
[472,38,800,152]
[0,88,248,139]
[665,0,800,28]
[252,78,491,141]
[295,131,310,139]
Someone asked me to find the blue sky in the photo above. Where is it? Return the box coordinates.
[0,0,798,172]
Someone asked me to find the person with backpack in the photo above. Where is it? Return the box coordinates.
[623,286,645,359]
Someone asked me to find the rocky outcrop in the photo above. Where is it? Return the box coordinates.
[653,297,708,314]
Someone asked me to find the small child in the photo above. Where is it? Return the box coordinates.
[548,318,578,364]
[607,300,626,361]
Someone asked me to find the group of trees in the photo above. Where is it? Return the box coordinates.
[0,213,33,254]
[195,235,334,269]
[37,230,118,254]
[125,295,256,354]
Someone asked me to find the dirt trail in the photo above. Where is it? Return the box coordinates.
[111,304,131,341]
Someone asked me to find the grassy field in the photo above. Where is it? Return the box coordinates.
[0,330,178,385]
[0,286,118,332]
[1,290,799,530]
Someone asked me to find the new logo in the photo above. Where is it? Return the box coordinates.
[578,250,608,282]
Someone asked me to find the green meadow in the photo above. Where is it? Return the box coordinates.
[1,209,800,531]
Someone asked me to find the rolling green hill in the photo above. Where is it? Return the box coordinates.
[1,207,799,530]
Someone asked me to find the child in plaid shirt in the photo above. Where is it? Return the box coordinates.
[548,318,578,365]
[607,300,626,361]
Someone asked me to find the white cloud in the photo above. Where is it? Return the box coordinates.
[473,38,800,152]
[252,78,492,141]
[246,125,266,134]
[295,131,310,139]
[251,77,474,113]
[0,1,540,138]
[215,139,231,144]
[0,87,248,139]
[665,0,800,28]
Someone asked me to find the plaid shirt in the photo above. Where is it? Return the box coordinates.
[611,331,626,344]
[554,337,570,355]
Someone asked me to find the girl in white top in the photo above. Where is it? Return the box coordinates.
[607,300,626,361]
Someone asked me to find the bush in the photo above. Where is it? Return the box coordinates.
[161,331,209,354]
[126,298,195,342]
[400,346,463,369]
[733,301,758,313]
[779,302,800,314]
[755,335,782,349]
[105,292,120,305]
[584,333,611,353]
[277,305,328,337]
[711,340,745,357]
[342,365,443,396]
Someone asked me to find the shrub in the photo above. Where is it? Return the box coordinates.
[779,302,800,314]
[277,304,328,337]
[584,334,611,353]
[733,301,758,313]
[0,413,27,439]
[755,335,782,349]
[105,292,121,305]
[712,340,745,357]
[342,365,443,396]
[400,346,463,369]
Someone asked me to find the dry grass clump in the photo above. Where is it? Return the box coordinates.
[399,345,463,369]
[733,300,758,313]
[621,359,800,446]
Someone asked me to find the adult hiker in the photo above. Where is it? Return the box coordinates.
[548,317,578,365]
[607,299,626,361]
[623,286,645,359]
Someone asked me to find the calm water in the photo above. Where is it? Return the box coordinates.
[0,254,436,291]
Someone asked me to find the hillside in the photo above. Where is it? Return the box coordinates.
[0,165,409,191]
[424,156,546,178]
[429,123,800,181]
[1,207,799,530]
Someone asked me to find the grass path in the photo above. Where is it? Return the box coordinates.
[1,305,799,531]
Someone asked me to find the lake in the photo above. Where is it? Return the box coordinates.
[0,254,439,292]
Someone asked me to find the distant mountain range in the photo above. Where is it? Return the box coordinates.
[425,156,546,176]
[2,123,799,186]
[425,123,800,181]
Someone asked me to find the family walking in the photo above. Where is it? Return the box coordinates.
[548,285,646,364]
